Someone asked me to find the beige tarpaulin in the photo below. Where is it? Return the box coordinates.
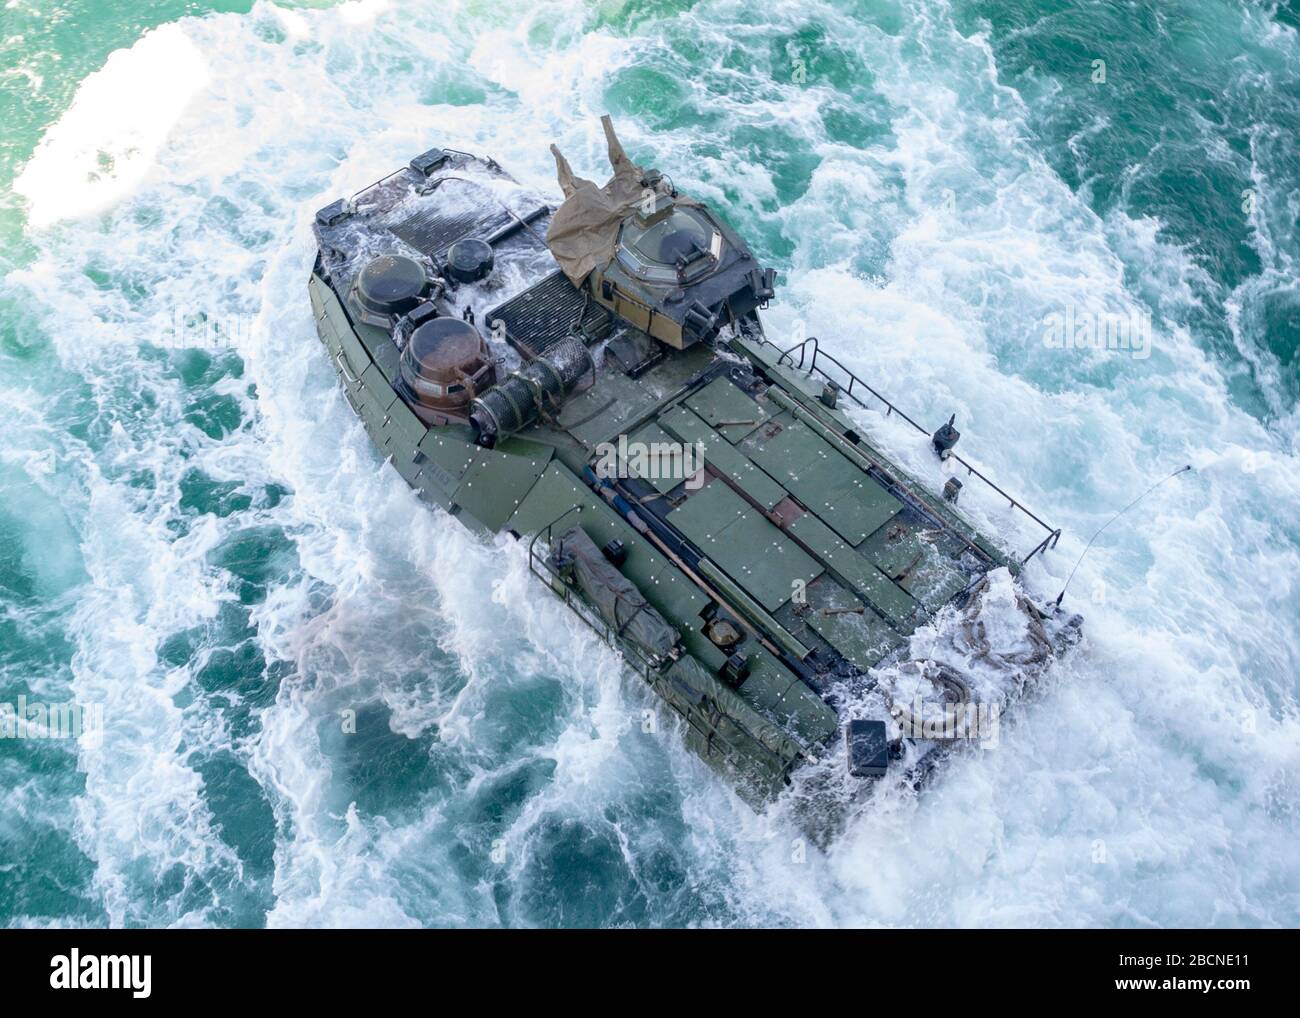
[545,116,650,286]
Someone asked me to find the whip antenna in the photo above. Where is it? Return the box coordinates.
[1054,464,1193,607]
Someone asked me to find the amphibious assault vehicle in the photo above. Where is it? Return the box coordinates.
[309,118,1077,810]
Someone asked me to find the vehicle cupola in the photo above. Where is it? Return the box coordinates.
[616,202,724,285]
[544,116,777,351]
[397,315,497,420]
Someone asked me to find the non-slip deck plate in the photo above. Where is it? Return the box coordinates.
[684,376,771,441]
[667,478,748,541]
[712,509,823,612]
[744,419,903,545]
[668,479,822,612]
[859,515,974,610]
[657,405,787,510]
[801,576,904,671]
[786,513,918,630]
[626,422,691,494]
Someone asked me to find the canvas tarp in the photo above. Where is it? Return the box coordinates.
[551,526,678,661]
[545,116,698,286]
[544,116,646,286]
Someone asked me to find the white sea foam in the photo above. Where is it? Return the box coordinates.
[13,23,211,228]
[6,0,1297,927]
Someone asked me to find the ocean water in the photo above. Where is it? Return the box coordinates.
[0,0,1296,928]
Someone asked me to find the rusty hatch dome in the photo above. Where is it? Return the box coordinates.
[398,316,496,414]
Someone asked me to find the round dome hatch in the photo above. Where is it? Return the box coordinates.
[353,255,429,321]
[407,317,482,366]
[445,238,494,284]
[399,316,496,415]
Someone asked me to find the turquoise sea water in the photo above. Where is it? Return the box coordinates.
[0,0,1296,927]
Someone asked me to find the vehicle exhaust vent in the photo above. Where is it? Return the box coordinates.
[468,336,594,446]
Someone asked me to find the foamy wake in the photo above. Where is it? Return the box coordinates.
[5,0,1297,926]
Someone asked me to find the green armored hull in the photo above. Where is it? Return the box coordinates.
[309,122,1077,809]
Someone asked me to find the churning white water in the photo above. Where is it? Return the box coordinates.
[2,0,1297,927]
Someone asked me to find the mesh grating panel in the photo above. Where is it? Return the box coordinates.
[486,271,613,359]
[385,178,515,257]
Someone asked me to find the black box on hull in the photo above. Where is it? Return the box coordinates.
[846,720,889,778]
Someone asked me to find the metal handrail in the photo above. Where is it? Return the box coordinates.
[771,335,1061,562]
[527,504,583,574]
